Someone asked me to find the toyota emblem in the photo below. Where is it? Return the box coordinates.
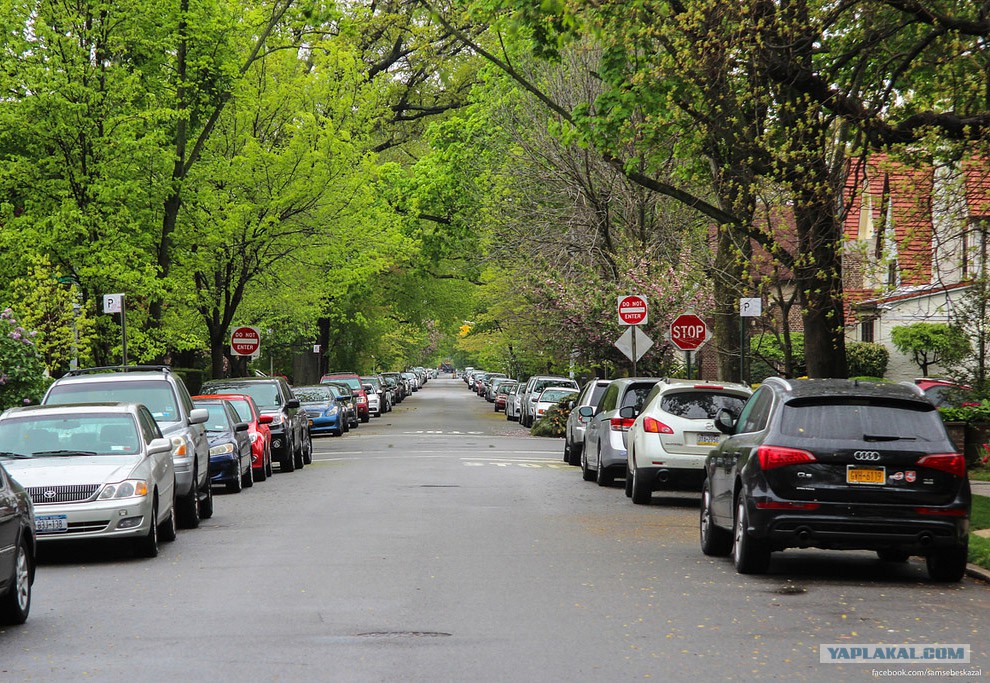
[43,489,57,500]
[853,451,881,461]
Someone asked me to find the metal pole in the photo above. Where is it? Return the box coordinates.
[686,351,692,380]
[631,324,638,376]
[121,295,128,366]
[740,313,746,384]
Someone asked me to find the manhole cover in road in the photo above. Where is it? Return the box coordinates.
[356,631,452,638]
[770,585,808,595]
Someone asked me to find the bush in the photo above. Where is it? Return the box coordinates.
[846,342,889,378]
[749,333,805,383]
[0,308,50,410]
[531,399,572,438]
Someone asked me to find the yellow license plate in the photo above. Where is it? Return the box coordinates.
[695,433,721,447]
[847,466,885,485]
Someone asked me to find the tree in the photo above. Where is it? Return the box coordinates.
[0,309,49,409]
[891,323,971,377]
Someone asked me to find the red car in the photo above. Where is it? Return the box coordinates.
[914,378,973,408]
[194,393,273,481]
[320,373,370,423]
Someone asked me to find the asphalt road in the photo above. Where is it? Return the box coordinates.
[2,379,988,682]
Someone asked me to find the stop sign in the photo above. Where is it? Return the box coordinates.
[617,295,648,325]
[669,313,709,351]
[230,326,261,356]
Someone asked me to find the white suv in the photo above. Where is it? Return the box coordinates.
[42,366,212,528]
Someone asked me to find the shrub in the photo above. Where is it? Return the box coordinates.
[749,333,805,383]
[846,342,889,378]
[531,399,572,438]
[0,308,50,410]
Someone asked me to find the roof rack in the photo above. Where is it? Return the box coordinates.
[64,365,171,377]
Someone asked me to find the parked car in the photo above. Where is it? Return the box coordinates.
[519,376,579,427]
[487,376,512,402]
[625,379,752,504]
[361,376,390,414]
[580,377,663,486]
[381,374,404,404]
[294,385,345,437]
[0,403,177,558]
[533,387,579,423]
[42,365,212,528]
[324,381,358,429]
[700,378,971,581]
[914,378,972,408]
[401,371,420,393]
[494,381,518,413]
[564,379,611,466]
[478,372,506,398]
[0,459,35,625]
[321,373,371,422]
[200,393,273,482]
[200,376,310,472]
[505,383,526,422]
[193,397,253,493]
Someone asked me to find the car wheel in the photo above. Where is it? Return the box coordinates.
[302,433,312,465]
[294,437,305,469]
[876,549,910,563]
[360,414,369,424]
[199,476,214,519]
[0,538,32,625]
[136,497,160,558]
[733,497,770,574]
[265,448,274,477]
[563,441,571,463]
[227,464,243,493]
[624,468,633,497]
[581,447,595,482]
[159,487,178,543]
[178,468,201,529]
[700,479,732,556]
[926,543,968,582]
[596,447,613,487]
[253,455,267,483]
[567,442,582,467]
[631,466,652,504]
[242,454,254,488]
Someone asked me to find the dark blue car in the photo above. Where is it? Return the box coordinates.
[193,397,253,493]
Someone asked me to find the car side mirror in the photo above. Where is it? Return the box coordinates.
[148,437,172,455]
[715,409,736,434]
[234,421,249,433]
[259,415,274,425]
[577,406,595,418]
[189,408,209,425]
[619,406,637,419]
[286,399,300,410]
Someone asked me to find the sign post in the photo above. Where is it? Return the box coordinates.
[617,295,649,374]
[103,293,127,366]
[230,326,262,358]
[668,313,710,379]
[739,298,762,385]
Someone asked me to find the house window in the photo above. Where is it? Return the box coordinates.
[861,319,875,343]
[887,260,899,287]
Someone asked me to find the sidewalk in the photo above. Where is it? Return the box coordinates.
[972,479,990,498]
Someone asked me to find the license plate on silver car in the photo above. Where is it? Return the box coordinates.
[36,515,68,533]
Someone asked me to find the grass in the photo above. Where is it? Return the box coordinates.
[969,494,990,571]
[968,465,990,482]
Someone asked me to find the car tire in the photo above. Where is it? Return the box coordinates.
[199,476,214,519]
[159,488,178,543]
[926,543,968,582]
[581,448,595,482]
[136,498,160,558]
[361,414,369,424]
[596,447,613,487]
[876,549,910,563]
[700,480,732,556]
[631,467,652,504]
[733,497,771,574]
[294,438,305,470]
[0,538,32,625]
[302,433,312,465]
[563,441,571,463]
[265,448,274,477]
[178,470,201,529]
[227,464,243,493]
[253,458,267,483]
[567,442,582,467]
[242,455,254,488]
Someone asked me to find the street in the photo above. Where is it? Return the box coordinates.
[2,379,988,683]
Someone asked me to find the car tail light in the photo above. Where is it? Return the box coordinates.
[755,501,821,510]
[609,417,636,432]
[642,417,674,434]
[916,453,965,477]
[914,507,968,517]
[757,445,816,470]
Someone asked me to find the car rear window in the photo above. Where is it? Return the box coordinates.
[295,387,333,402]
[779,398,946,442]
[660,391,748,419]
[202,382,281,409]
[540,388,578,403]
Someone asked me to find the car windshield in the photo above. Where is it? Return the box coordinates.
[202,382,281,409]
[0,414,140,456]
[222,398,252,422]
[324,376,361,391]
[46,380,180,423]
[779,398,945,442]
[660,391,749,420]
[498,383,517,394]
[534,379,577,393]
[295,387,332,402]
[200,404,233,432]
[540,389,578,403]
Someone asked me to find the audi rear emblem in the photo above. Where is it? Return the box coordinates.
[853,451,881,461]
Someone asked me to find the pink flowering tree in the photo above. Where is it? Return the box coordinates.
[0,309,50,409]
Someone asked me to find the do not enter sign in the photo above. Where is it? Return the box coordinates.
[618,295,648,326]
[230,326,261,357]
[669,313,709,351]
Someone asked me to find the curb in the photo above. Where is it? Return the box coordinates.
[966,563,990,583]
